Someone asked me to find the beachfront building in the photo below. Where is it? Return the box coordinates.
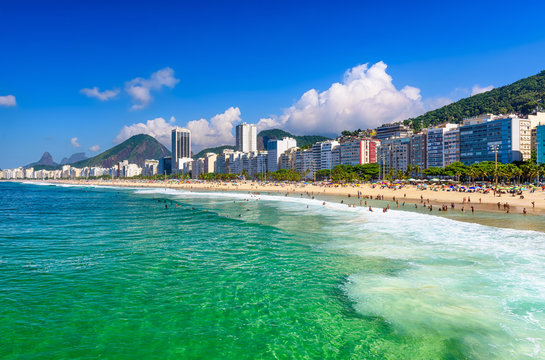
[377,137,411,174]
[279,147,298,170]
[62,165,71,178]
[409,132,427,170]
[235,123,257,153]
[24,167,34,179]
[426,123,458,168]
[267,137,297,173]
[443,127,460,166]
[144,159,159,177]
[172,127,191,174]
[295,149,315,180]
[318,140,340,170]
[529,112,545,154]
[192,158,204,179]
[176,157,192,176]
[158,156,172,176]
[375,123,413,140]
[339,138,380,165]
[203,153,217,174]
[536,125,545,164]
[459,115,527,165]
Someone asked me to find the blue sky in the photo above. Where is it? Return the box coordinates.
[1,0,545,168]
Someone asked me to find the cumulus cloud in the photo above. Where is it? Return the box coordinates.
[70,137,81,148]
[80,87,120,101]
[114,107,241,152]
[126,67,179,110]
[115,116,176,146]
[186,107,241,150]
[256,62,428,135]
[0,95,16,107]
[471,84,494,96]
[89,145,101,152]
[424,97,453,110]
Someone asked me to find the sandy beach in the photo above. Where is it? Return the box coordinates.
[40,179,545,215]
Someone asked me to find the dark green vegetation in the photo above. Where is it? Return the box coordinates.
[376,160,545,183]
[420,161,544,183]
[406,70,545,131]
[316,164,380,181]
[71,134,170,168]
[257,129,330,150]
[193,145,235,159]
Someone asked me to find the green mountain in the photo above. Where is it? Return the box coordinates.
[407,70,545,131]
[193,145,235,159]
[71,134,170,168]
[257,129,330,150]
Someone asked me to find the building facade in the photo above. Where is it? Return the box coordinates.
[235,123,257,153]
[171,127,191,173]
[267,137,297,172]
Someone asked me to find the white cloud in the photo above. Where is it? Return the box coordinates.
[126,67,179,110]
[89,145,101,152]
[257,61,428,135]
[186,107,241,150]
[80,86,120,101]
[70,137,81,148]
[0,95,16,107]
[114,116,176,146]
[114,107,241,152]
[424,97,453,110]
[471,84,494,96]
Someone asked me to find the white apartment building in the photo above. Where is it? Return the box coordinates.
[267,137,297,173]
[320,140,340,170]
[144,159,159,176]
[235,123,257,153]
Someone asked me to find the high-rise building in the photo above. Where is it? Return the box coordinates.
[144,159,159,176]
[377,137,411,173]
[426,123,458,168]
[340,138,380,165]
[536,125,545,164]
[295,149,315,179]
[375,123,413,140]
[409,132,427,170]
[459,115,525,165]
[319,140,340,170]
[443,128,460,166]
[267,137,297,172]
[235,123,257,153]
[172,127,191,173]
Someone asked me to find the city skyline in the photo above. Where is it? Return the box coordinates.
[2,0,545,169]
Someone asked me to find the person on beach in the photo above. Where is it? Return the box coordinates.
[523,208,527,215]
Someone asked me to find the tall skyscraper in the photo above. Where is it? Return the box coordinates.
[172,127,191,173]
[235,123,257,152]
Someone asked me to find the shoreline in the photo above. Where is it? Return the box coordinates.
[18,179,545,216]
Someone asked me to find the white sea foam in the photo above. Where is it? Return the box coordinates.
[132,187,545,358]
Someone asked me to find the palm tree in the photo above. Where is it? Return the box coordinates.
[413,165,421,179]
[467,167,479,184]
[405,164,413,178]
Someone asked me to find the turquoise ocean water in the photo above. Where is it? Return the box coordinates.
[1,181,545,359]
